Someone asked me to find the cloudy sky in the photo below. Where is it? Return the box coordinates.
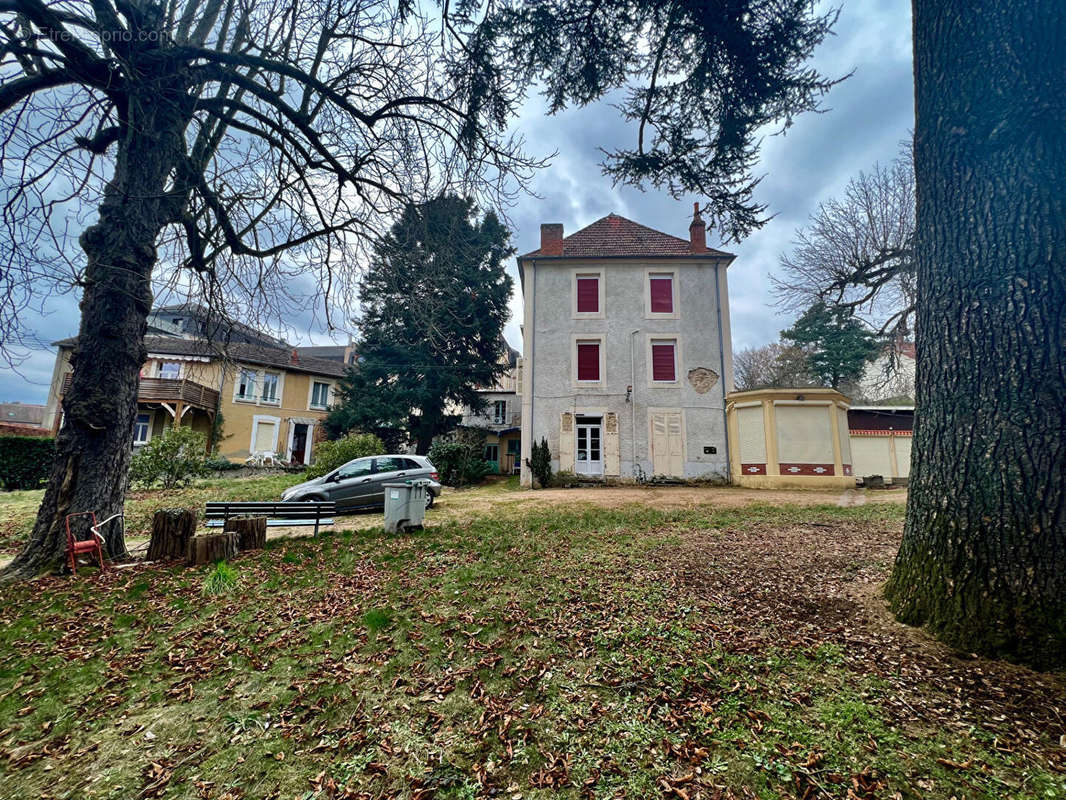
[0,0,914,405]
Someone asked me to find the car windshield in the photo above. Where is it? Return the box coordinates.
[335,458,373,479]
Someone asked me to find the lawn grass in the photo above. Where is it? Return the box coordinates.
[0,497,1062,799]
[0,472,303,554]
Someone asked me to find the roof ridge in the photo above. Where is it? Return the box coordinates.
[518,212,734,260]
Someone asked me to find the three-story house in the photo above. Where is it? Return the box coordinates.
[518,206,736,485]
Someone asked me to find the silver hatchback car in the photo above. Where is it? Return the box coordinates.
[281,454,442,511]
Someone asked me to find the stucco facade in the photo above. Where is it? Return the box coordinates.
[519,211,735,486]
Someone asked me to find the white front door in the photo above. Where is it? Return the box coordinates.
[575,417,603,476]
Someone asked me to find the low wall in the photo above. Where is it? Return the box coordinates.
[849,430,911,483]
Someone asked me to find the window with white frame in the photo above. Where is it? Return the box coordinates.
[250,415,280,454]
[157,361,181,379]
[492,399,507,424]
[260,372,280,404]
[235,368,257,401]
[310,381,331,409]
[133,412,151,445]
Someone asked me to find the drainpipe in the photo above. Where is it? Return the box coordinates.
[630,328,640,477]
[714,262,731,481]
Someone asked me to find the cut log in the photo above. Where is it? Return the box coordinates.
[185,532,238,566]
[226,515,267,551]
[147,508,198,561]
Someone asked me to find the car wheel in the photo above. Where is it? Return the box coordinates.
[425,492,435,509]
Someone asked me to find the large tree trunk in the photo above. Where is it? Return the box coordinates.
[3,95,187,581]
[885,1,1066,668]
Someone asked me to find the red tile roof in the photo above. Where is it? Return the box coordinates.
[519,213,733,260]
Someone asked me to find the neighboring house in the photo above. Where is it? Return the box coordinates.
[145,303,289,347]
[0,402,46,428]
[44,326,345,465]
[518,207,736,486]
[459,344,523,474]
[858,341,915,402]
[0,402,50,437]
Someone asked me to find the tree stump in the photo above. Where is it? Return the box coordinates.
[185,532,239,566]
[147,508,198,561]
[226,515,267,551]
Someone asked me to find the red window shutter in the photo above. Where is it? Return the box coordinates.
[649,276,673,313]
[577,343,600,381]
[576,277,599,313]
[652,343,676,382]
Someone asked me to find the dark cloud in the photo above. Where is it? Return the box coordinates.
[0,0,913,403]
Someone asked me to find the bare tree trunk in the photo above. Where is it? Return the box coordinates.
[886,0,1066,668]
[3,94,187,580]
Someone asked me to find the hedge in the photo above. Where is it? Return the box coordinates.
[0,436,55,491]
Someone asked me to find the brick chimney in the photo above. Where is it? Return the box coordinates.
[540,223,564,256]
[689,202,707,253]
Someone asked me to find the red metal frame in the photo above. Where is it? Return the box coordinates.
[64,512,106,575]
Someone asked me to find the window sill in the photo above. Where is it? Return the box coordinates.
[233,396,257,404]
[309,405,327,412]
[260,398,280,406]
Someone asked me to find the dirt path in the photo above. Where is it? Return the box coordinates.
[261,484,906,539]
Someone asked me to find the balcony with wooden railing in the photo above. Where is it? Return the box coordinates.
[62,374,219,412]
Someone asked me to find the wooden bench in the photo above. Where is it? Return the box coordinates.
[204,501,336,537]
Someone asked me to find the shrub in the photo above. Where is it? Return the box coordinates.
[529,437,552,489]
[128,426,209,490]
[427,439,492,487]
[0,436,55,491]
[305,432,385,480]
[203,455,241,472]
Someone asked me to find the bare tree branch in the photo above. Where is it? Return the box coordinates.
[773,142,916,338]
